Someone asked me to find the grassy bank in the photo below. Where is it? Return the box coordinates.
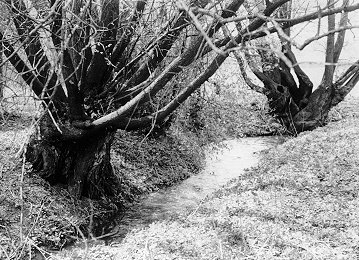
[53,97,359,259]
[0,66,282,258]
[0,113,203,259]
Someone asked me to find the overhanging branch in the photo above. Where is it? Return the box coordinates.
[212,2,359,50]
[1,32,44,97]
[89,0,287,130]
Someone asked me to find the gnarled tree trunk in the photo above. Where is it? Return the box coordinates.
[237,0,359,134]
[3,0,359,198]
[26,116,119,199]
[1,0,247,199]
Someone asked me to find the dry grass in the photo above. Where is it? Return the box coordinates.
[0,117,102,259]
[51,98,359,260]
[1,87,98,259]
[2,64,359,259]
[0,87,205,259]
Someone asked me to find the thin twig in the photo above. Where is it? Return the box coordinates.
[46,105,63,134]
[177,1,225,56]
[298,25,359,50]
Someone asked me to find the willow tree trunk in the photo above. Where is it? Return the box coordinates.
[238,32,358,134]
[26,117,120,200]
[252,49,336,134]
[291,84,335,132]
[235,0,359,134]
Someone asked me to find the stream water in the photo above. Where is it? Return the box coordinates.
[110,136,285,241]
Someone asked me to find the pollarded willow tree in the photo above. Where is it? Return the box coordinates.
[1,0,359,199]
[235,0,359,134]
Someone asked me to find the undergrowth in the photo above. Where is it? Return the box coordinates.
[111,128,204,207]
[0,113,203,259]
[0,55,282,258]
[0,56,329,259]
[51,97,359,259]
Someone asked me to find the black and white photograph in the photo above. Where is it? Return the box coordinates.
[1,0,359,259]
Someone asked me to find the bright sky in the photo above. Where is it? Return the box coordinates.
[290,0,359,95]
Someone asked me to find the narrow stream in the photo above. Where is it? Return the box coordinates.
[111,136,285,241]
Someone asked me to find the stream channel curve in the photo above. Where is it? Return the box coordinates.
[109,136,286,242]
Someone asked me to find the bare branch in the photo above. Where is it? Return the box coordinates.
[100,0,120,49]
[233,2,359,45]
[1,32,44,97]
[333,0,350,64]
[233,51,265,94]
[297,25,359,50]
[178,1,225,55]
[119,0,212,93]
[332,60,359,106]
[322,0,336,85]
[110,0,244,105]
[110,1,147,66]
[334,59,359,87]
[50,0,63,49]
[106,47,229,130]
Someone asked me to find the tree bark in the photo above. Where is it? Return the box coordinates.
[3,0,358,202]
[236,0,359,135]
[291,83,334,132]
[246,41,339,133]
[26,116,120,200]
